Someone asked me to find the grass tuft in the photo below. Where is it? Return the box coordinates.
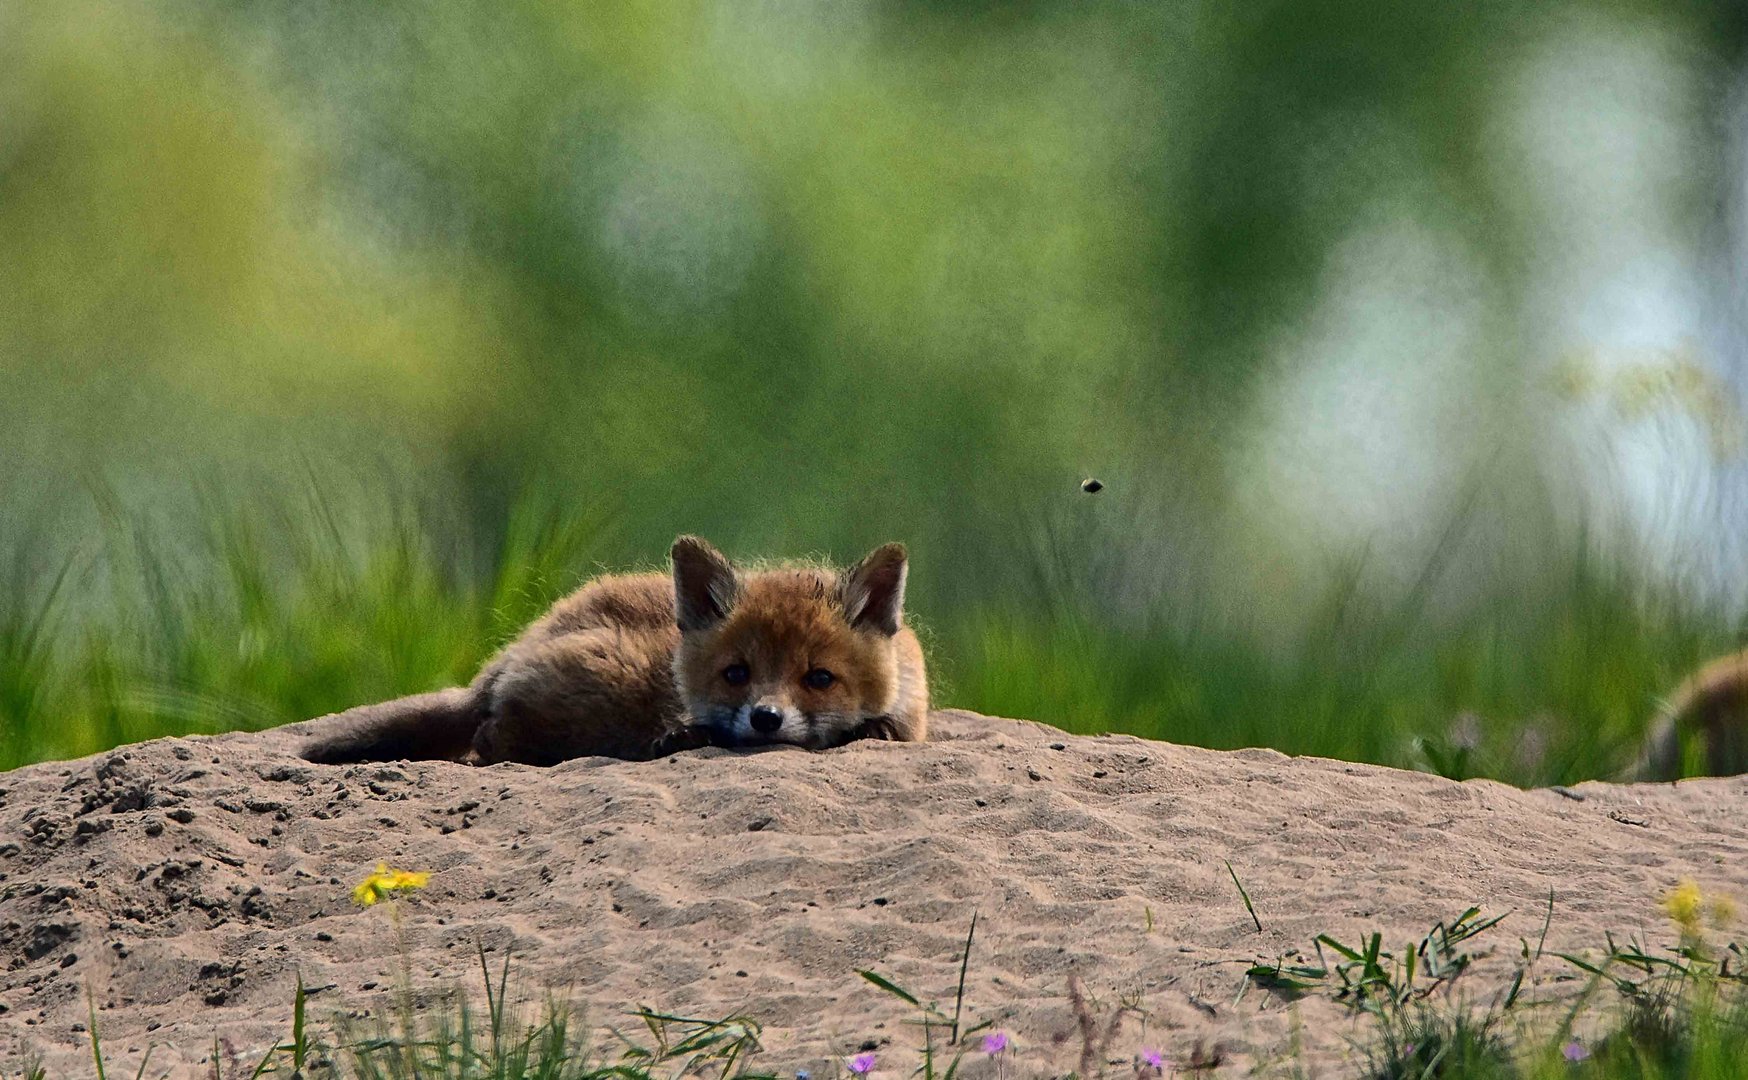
[2,488,1738,788]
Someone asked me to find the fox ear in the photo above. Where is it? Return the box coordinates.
[842,543,907,636]
[671,536,738,631]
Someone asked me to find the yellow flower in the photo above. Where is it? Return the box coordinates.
[352,863,431,907]
[1662,880,1704,935]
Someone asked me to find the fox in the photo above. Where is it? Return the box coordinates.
[298,536,929,766]
[1628,649,1748,781]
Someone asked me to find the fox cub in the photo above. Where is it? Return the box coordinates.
[299,537,929,766]
[1631,648,1748,781]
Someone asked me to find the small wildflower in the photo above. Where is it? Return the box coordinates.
[796,1072,811,1080]
[983,1032,1009,1055]
[351,863,431,907]
[1663,880,1704,935]
[1562,1041,1590,1062]
[1711,893,1738,927]
[1141,1047,1165,1070]
[848,1052,876,1076]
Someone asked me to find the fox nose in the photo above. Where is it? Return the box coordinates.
[749,705,784,734]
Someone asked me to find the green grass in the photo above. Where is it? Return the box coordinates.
[857,913,994,1080]
[950,516,1739,788]
[60,944,776,1080]
[0,493,608,770]
[0,490,1738,785]
[1243,889,1748,1080]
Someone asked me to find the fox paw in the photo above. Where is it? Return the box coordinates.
[858,715,901,742]
[651,724,728,758]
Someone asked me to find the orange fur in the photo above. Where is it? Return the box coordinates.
[300,537,928,766]
[1631,648,1748,780]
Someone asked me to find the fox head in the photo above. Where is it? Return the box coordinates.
[669,536,909,748]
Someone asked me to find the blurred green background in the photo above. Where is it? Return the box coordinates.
[6,0,1748,783]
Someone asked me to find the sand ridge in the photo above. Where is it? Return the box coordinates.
[1,710,1744,1077]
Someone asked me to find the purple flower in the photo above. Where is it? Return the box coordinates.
[849,1052,877,1076]
[1141,1047,1165,1070]
[1562,1041,1590,1063]
[983,1031,1009,1054]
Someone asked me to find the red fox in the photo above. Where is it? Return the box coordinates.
[299,536,929,765]
[1630,649,1748,780]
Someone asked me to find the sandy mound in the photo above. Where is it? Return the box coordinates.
[2,710,1745,1077]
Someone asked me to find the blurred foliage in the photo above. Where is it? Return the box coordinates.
[4,0,1748,777]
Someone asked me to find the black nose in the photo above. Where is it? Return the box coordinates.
[749,705,783,734]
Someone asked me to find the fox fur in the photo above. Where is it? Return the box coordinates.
[1629,648,1748,781]
[299,537,928,766]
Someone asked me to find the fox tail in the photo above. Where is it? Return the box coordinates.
[299,687,484,764]
[1628,674,1748,781]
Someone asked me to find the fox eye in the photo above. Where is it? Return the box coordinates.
[723,663,750,686]
[803,668,835,690]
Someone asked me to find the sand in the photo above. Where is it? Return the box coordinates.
[1,709,1744,1078]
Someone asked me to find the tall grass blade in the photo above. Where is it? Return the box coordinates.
[950,911,977,1043]
[87,988,108,1080]
[1226,860,1263,932]
[858,970,921,1008]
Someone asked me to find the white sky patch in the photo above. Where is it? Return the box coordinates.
[1238,213,1490,582]
[1496,17,1743,597]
